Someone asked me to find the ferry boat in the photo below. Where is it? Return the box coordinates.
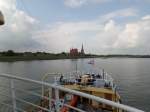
[37,68,143,112]
[52,70,121,112]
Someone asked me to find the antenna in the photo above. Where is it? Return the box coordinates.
[75,61,78,73]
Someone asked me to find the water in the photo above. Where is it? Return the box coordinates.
[0,58,149,111]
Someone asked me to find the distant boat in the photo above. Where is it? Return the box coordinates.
[88,59,94,64]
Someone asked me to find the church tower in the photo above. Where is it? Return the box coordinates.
[81,44,85,55]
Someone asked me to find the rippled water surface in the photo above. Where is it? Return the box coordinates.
[0,58,149,111]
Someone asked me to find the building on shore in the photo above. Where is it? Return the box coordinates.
[69,44,85,57]
[70,48,78,57]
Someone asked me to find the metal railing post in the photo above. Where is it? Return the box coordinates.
[42,80,44,98]
[42,73,57,98]
[55,88,60,112]
[10,79,17,112]
[49,87,51,111]
[54,77,60,112]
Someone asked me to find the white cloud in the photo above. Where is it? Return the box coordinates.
[33,21,102,52]
[34,13,150,54]
[115,15,150,50]
[64,0,111,8]
[142,15,150,20]
[101,8,137,20]
[64,0,87,8]
[0,0,41,51]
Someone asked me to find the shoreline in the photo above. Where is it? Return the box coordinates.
[0,55,150,62]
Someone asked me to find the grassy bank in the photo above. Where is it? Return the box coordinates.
[0,55,150,62]
[0,55,69,61]
[0,50,150,62]
[0,55,96,62]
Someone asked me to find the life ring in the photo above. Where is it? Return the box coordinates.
[61,95,78,112]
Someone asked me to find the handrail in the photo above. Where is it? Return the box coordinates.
[0,102,27,112]
[16,98,50,112]
[64,104,86,112]
[0,91,51,112]
[0,73,144,112]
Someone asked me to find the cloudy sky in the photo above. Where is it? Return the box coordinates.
[0,0,150,54]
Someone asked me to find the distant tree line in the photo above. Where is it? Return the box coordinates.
[0,50,150,58]
[0,50,17,56]
[0,50,70,57]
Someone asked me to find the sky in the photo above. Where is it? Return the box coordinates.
[0,0,150,54]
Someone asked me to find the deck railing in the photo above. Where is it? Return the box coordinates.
[0,73,144,112]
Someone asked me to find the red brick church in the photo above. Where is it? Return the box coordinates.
[70,44,85,57]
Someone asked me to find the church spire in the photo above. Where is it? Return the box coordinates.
[81,43,84,55]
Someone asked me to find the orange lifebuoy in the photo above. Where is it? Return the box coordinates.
[61,95,78,112]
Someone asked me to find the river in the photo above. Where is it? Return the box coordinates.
[0,58,149,111]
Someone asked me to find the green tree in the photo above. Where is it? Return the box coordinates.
[6,50,15,56]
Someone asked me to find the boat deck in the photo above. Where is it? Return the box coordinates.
[64,85,114,94]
